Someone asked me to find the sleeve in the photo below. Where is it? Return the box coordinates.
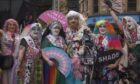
[20,38,28,48]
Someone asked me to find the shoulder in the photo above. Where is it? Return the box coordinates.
[20,38,28,47]
[0,29,4,36]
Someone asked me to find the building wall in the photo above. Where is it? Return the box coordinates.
[52,0,59,11]
[52,0,68,14]
[79,0,93,17]
[67,0,79,12]
[137,0,140,11]
[79,0,140,17]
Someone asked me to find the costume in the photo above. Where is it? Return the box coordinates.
[41,21,67,84]
[120,16,140,83]
[93,20,122,84]
[0,19,19,84]
[16,23,43,84]
[65,10,91,84]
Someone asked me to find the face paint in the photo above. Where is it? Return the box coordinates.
[50,24,61,36]
[123,18,137,42]
[123,18,136,30]
[30,24,41,39]
[98,24,107,35]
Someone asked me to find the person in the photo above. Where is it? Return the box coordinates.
[41,21,67,84]
[16,23,43,84]
[0,19,19,84]
[93,20,123,84]
[65,10,91,84]
[106,5,140,83]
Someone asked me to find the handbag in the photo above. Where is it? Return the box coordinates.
[0,54,14,70]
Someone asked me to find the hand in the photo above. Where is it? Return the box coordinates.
[107,64,116,70]
[104,0,112,8]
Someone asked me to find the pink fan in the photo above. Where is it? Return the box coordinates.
[38,10,67,32]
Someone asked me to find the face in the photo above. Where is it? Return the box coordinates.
[30,25,41,39]
[7,22,16,33]
[123,18,136,31]
[98,24,107,35]
[68,16,79,29]
[50,24,61,36]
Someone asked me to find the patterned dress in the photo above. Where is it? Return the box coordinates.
[17,36,43,84]
[65,27,86,84]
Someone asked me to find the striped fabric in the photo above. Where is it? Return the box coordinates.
[43,61,65,84]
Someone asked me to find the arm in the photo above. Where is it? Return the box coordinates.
[0,29,3,38]
[104,0,123,31]
[107,58,121,70]
[18,45,26,65]
[109,8,123,31]
[41,50,54,66]
[16,45,26,73]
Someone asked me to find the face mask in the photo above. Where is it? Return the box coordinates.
[123,18,136,30]
[51,27,61,36]
[30,26,41,39]
[98,25,106,35]
[50,23,61,36]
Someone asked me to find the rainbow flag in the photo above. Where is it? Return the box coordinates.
[43,61,65,84]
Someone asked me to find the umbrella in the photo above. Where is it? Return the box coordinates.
[42,47,72,77]
[38,10,67,32]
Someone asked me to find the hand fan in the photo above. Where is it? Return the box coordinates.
[42,47,72,77]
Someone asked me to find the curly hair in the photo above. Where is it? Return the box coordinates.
[3,18,19,33]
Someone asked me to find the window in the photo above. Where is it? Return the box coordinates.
[93,0,98,13]
[85,0,88,11]
[128,0,136,11]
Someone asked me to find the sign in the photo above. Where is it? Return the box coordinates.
[97,49,122,64]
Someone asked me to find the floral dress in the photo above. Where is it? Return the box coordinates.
[17,36,43,84]
[65,27,86,84]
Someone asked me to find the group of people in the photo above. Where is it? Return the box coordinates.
[0,6,140,84]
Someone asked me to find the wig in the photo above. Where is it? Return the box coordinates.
[21,23,42,37]
[93,20,122,50]
[3,19,19,33]
[66,10,87,27]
